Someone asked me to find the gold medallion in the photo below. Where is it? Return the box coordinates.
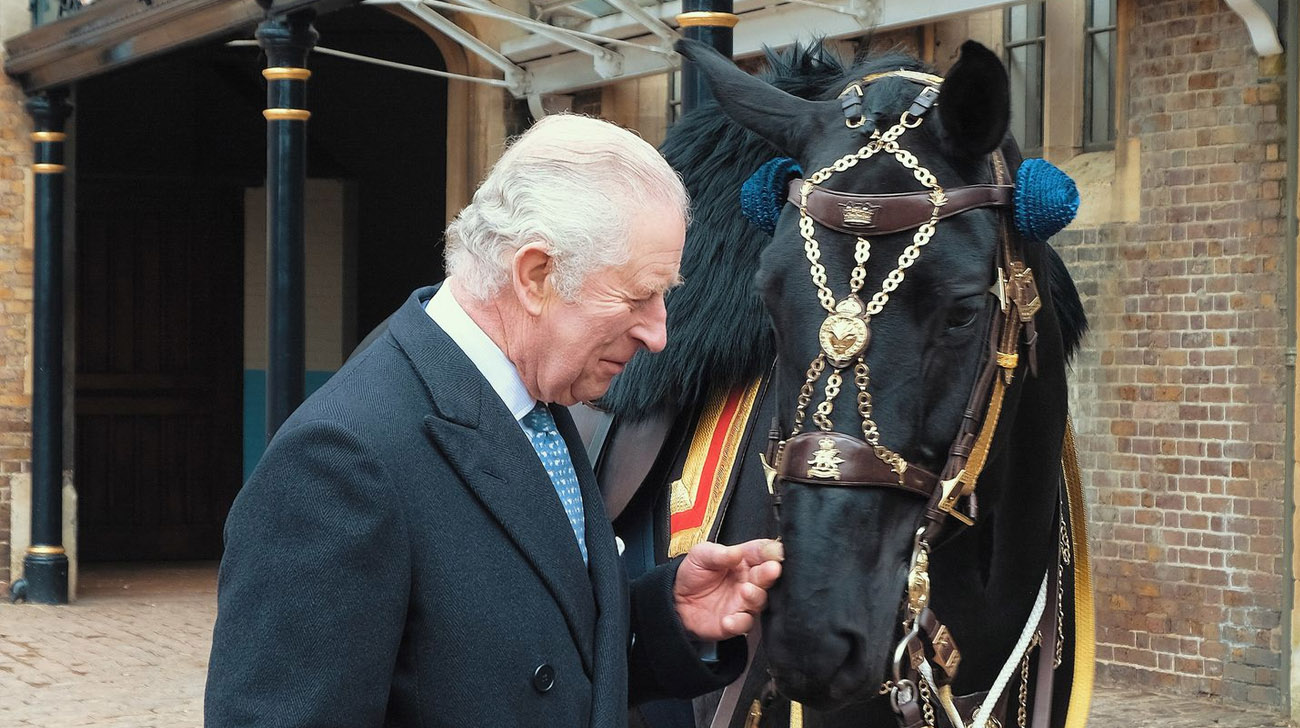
[807,437,845,480]
[818,297,870,367]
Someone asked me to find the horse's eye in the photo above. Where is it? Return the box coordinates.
[945,298,984,331]
[946,310,979,330]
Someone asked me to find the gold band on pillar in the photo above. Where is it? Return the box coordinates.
[26,544,65,556]
[263,67,312,81]
[263,108,312,121]
[33,163,66,174]
[30,131,67,142]
[675,11,740,27]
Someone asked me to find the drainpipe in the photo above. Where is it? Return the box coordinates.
[1284,0,1299,717]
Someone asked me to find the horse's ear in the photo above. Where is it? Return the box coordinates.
[937,41,1010,157]
[676,39,830,158]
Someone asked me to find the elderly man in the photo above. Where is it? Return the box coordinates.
[205,115,782,727]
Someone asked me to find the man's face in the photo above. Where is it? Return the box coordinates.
[529,202,685,405]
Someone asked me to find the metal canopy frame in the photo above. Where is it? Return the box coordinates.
[360,0,683,99]
[3,0,1022,99]
[347,0,1024,102]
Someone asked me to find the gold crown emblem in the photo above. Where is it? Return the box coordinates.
[839,202,880,227]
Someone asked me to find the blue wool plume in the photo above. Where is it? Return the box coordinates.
[1014,158,1079,243]
[741,157,802,234]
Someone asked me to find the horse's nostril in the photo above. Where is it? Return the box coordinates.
[838,630,863,675]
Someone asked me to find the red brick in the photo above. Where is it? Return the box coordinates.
[1051,0,1288,710]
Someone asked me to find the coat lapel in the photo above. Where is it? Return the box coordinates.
[390,287,597,671]
[555,405,631,723]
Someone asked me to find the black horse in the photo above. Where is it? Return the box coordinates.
[594,39,1091,728]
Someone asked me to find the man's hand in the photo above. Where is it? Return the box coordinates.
[673,539,784,642]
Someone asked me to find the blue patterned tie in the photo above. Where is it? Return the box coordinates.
[523,403,588,564]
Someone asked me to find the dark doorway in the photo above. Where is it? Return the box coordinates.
[75,183,245,560]
[73,43,260,561]
[73,6,448,561]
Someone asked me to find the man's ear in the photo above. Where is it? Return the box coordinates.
[511,241,553,316]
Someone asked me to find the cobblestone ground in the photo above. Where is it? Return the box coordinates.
[0,563,215,728]
[0,563,1294,727]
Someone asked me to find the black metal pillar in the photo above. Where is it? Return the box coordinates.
[676,0,736,114]
[258,13,317,442]
[16,90,72,605]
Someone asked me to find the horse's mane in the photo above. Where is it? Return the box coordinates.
[599,42,1087,419]
[602,44,929,420]
[1044,244,1088,361]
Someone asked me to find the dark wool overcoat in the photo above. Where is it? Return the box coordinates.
[205,286,744,727]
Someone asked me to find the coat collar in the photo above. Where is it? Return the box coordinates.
[391,287,609,673]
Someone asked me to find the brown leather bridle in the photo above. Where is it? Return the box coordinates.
[765,149,1042,540]
[758,71,1048,728]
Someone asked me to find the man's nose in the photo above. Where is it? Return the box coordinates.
[636,295,669,353]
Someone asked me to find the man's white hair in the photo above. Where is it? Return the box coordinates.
[444,114,690,301]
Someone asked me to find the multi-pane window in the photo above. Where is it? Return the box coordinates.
[1084,0,1118,149]
[1004,2,1045,154]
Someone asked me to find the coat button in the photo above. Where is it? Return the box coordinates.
[532,663,556,693]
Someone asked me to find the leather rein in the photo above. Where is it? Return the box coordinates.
[758,71,1049,728]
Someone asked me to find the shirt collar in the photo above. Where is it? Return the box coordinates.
[425,282,536,422]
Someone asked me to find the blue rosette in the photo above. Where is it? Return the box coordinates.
[741,157,802,234]
[1014,158,1079,243]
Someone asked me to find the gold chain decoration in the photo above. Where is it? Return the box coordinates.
[789,110,946,479]
[790,355,827,437]
[1017,632,1042,728]
[918,674,937,728]
[855,358,909,474]
[1055,516,1070,668]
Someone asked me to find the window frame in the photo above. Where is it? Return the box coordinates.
[1003,1,1047,156]
[1082,0,1118,151]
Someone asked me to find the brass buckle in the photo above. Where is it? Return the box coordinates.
[759,452,778,495]
[990,268,1009,313]
[936,470,976,526]
[1008,263,1042,323]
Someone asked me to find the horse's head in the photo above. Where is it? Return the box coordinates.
[679,38,1069,709]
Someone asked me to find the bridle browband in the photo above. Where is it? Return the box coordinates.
[786,181,1013,237]
[758,69,1047,728]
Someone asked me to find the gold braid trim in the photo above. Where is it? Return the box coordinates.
[1062,417,1095,728]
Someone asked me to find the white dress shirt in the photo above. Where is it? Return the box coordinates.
[425,283,536,426]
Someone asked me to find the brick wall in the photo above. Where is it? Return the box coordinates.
[0,76,31,591]
[1054,0,1290,706]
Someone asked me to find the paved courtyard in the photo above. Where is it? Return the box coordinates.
[0,563,1293,727]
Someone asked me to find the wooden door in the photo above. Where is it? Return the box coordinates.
[76,182,244,561]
